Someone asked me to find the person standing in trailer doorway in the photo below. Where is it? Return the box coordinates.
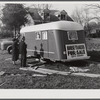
[19,36,27,67]
[12,38,19,65]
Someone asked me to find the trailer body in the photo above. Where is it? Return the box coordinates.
[20,21,89,61]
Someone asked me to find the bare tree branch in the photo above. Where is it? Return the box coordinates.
[86,4,100,9]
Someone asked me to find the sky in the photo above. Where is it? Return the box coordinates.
[50,2,84,15]
[0,1,100,16]
[23,1,100,16]
[24,2,84,15]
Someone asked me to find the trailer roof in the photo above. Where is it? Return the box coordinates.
[20,21,83,33]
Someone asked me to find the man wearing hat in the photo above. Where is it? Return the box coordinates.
[19,36,27,67]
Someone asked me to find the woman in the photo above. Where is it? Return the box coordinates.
[12,38,19,65]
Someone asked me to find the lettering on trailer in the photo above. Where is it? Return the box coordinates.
[66,44,87,59]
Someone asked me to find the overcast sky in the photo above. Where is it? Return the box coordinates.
[23,1,100,16]
[25,2,84,15]
[51,2,84,15]
[0,1,100,16]
[0,1,100,20]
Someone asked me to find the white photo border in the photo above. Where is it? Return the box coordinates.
[0,1,100,99]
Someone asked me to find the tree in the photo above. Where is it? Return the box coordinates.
[85,4,100,21]
[28,4,52,14]
[71,7,84,25]
[71,7,92,25]
[2,4,28,36]
[0,26,13,38]
[71,6,95,36]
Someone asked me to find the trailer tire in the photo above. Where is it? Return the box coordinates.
[7,45,12,54]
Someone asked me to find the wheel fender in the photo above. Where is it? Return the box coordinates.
[7,45,12,54]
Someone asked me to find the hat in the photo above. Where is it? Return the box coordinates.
[22,36,25,41]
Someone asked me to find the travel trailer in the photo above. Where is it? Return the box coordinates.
[20,21,90,61]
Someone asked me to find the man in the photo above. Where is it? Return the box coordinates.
[19,36,27,67]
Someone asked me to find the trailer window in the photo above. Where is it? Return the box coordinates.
[42,31,47,40]
[36,32,41,40]
[67,31,78,40]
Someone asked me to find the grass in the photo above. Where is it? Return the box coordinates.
[88,51,100,62]
[1,74,100,89]
[86,38,100,51]
[0,38,100,89]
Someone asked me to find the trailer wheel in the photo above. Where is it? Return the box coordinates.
[7,45,12,54]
